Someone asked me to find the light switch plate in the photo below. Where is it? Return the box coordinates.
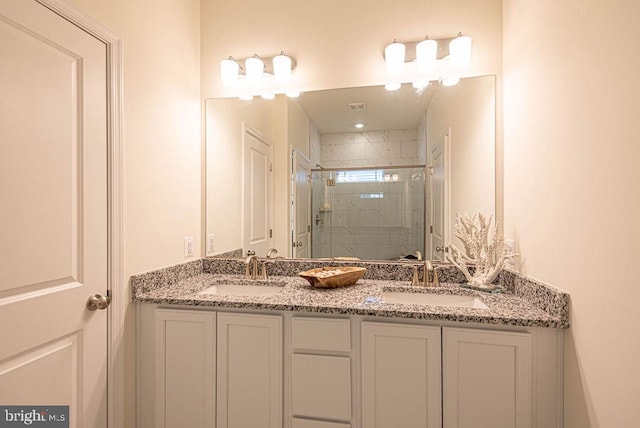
[207,234,215,253]
[184,236,194,258]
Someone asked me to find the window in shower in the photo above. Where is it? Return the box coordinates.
[311,166,425,260]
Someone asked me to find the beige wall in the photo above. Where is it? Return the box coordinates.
[427,76,496,237]
[65,0,201,425]
[503,1,640,426]
[201,0,503,98]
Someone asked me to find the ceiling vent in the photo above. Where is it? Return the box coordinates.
[348,103,367,111]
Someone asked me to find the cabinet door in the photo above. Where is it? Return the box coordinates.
[154,309,216,428]
[217,312,283,428]
[291,354,351,421]
[361,322,442,428]
[443,328,532,428]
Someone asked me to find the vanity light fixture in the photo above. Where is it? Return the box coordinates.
[384,40,406,74]
[273,51,292,83]
[245,54,265,85]
[442,77,461,87]
[415,37,438,70]
[412,80,429,89]
[220,57,241,86]
[383,32,472,88]
[385,82,401,91]
[219,51,300,99]
[449,33,472,68]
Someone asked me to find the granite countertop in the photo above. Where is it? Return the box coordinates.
[132,271,567,328]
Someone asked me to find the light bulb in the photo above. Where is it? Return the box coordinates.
[449,35,472,68]
[385,82,401,91]
[442,77,460,86]
[273,52,292,83]
[384,41,406,74]
[220,57,239,86]
[261,92,275,100]
[245,55,264,85]
[412,80,429,89]
[285,90,301,98]
[239,94,254,101]
[416,39,437,70]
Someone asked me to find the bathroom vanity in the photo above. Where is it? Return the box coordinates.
[133,259,568,428]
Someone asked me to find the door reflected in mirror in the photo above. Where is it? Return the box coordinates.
[205,75,496,261]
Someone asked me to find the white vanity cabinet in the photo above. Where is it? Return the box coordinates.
[152,309,216,428]
[290,317,353,428]
[361,322,442,428]
[138,307,282,428]
[217,312,283,428]
[442,328,532,428]
[138,306,562,428]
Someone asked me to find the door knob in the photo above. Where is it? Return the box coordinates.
[86,293,111,311]
[435,246,446,253]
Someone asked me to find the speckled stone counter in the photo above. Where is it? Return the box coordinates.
[131,259,570,328]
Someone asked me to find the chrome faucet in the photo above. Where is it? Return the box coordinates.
[245,254,258,279]
[423,260,440,287]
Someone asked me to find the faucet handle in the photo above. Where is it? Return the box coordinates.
[411,265,420,286]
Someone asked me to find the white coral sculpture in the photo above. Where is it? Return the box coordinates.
[446,212,517,289]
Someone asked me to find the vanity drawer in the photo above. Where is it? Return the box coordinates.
[291,354,351,422]
[291,317,350,352]
[291,418,351,428]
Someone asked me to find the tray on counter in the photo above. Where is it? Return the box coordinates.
[299,266,367,288]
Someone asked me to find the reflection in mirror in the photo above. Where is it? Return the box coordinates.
[205,75,496,261]
[311,166,425,260]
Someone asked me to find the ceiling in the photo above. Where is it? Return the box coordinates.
[296,83,437,134]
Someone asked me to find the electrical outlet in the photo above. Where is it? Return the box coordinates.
[207,234,215,253]
[504,239,515,254]
[184,236,194,258]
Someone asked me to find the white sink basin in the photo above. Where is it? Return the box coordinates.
[199,282,284,297]
[382,291,488,309]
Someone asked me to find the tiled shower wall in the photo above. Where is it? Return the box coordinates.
[312,170,425,260]
[312,128,426,260]
[319,129,423,168]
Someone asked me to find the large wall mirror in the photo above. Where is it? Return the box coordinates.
[205,75,496,261]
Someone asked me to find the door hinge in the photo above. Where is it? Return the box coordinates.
[308,225,311,232]
[430,225,433,233]
[270,162,273,172]
[429,167,434,176]
[269,229,273,238]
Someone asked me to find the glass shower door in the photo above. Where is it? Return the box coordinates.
[311,166,425,260]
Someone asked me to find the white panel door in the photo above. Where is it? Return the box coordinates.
[0,1,108,426]
[217,312,283,428]
[243,128,273,256]
[443,328,532,428]
[430,130,449,261]
[361,322,442,428]
[155,309,216,428]
[291,149,311,258]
